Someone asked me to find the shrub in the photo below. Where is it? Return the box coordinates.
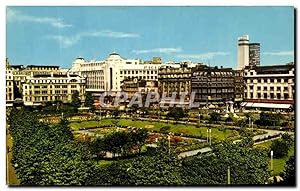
[270,139,290,158]
[159,126,171,134]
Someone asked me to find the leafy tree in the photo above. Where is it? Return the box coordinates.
[84,91,94,109]
[258,112,283,126]
[209,112,221,124]
[166,107,186,121]
[87,150,183,186]
[71,90,81,109]
[181,139,270,185]
[281,132,293,145]
[270,139,290,158]
[9,108,95,185]
[281,155,295,186]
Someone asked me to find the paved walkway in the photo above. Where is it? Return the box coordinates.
[178,129,294,159]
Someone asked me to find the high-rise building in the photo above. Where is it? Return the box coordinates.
[249,43,260,67]
[237,35,250,70]
[237,35,260,70]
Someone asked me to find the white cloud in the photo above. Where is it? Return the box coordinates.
[48,30,140,48]
[7,8,72,28]
[177,52,230,60]
[132,47,182,54]
[262,51,294,56]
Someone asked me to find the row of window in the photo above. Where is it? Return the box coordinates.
[249,86,289,91]
[247,78,292,83]
[120,70,157,75]
[26,85,78,89]
[248,93,290,99]
[121,76,157,80]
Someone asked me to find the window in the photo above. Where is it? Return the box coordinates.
[284,79,288,83]
[277,86,281,91]
[136,71,138,74]
[250,93,253,98]
[264,93,267,99]
[270,79,274,83]
[124,71,127,74]
[257,93,261,98]
[257,86,261,91]
[120,71,123,75]
[270,93,274,99]
[277,93,281,99]
[249,85,253,90]
[250,72,253,75]
[284,93,288,99]
[263,86,267,91]
[284,87,288,91]
[270,87,274,91]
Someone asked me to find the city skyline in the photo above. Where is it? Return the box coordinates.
[7,6,294,68]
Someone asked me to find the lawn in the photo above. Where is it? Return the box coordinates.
[255,139,295,176]
[70,119,238,141]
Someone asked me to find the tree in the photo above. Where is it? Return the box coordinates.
[71,90,81,109]
[181,139,270,185]
[258,112,283,126]
[270,139,290,158]
[166,107,186,121]
[9,108,95,185]
[281,155,295,186]
[209,112,221,124]
[84,92,94,109]
[87,150,183,186]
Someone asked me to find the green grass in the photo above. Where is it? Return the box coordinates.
[70,118,237,141]
[255,139,295,176]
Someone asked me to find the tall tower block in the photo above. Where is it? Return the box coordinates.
[237,35,249,70]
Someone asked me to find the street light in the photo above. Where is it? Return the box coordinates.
[168,134,171,154]
[206,129,209,143]
[209,129,212,146]
[271,150,274,174]
[251,121,254,132]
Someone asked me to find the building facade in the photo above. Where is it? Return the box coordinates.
[158,63,193,98]
[191,65,235,105]
[249,43,260,67]
[121,78,158,100]
[243,62,295,110]
[22,72,86,106]
[71,53,162,95]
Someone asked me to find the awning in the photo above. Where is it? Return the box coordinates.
[244,102,292,109]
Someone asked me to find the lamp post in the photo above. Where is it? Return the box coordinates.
[248,117,251,129]
[251,121,254,132]
[206,129,209,143]
[271,150,274,175]
[209,129,212,146]
[168,134,171,154]
[227,166,231,185]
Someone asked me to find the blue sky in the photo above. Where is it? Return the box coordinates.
[6,6,294,68]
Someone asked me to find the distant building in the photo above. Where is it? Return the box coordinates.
[234,70,245,104]
[249,43,260,67]
[191,65,235,106]
[70,53,162,96]
[242,62,295,111]
[121,78,158,100]
[22,72,86,106]
[237,35,260,70]
[158,62,193,98]
[5,59,86,106]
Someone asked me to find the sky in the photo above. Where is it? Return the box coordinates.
[6,6,294,69]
